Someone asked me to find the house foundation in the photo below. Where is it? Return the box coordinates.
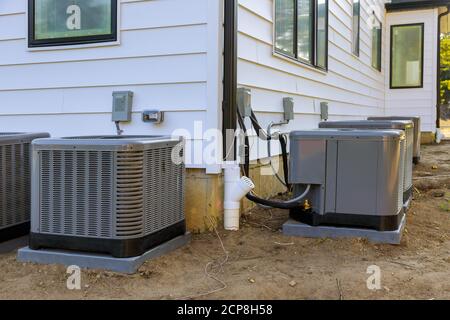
[421,132,436,144]
[185,156,287,233]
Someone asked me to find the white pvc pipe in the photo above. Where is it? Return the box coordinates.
[436,128,443,144]
[223,163,255,231]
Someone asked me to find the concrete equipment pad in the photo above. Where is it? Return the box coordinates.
[283,217,406,245]
[17,233,191,274]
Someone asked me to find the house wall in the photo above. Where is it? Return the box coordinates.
[0,0,224,174]
[0,0,440,166]
[0,0,443,232]
[237,0,387,160]
[384,9,439,133]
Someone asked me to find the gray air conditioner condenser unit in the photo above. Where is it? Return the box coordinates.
[318,120,414,209]
[367,116,421,164]
[289,129,406,231]
[29,135,185,258]
[0,132,50,242]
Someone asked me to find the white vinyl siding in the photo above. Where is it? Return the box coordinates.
[385,9,438,132]
[0,0,224,173]
[0,0,441,171]
[238,0,386,160]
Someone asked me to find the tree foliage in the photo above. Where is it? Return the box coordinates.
[440,34,450,105]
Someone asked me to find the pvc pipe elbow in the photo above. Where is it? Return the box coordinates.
[224,177,254,231]
[223,163,255,231]
[228,177,255,203]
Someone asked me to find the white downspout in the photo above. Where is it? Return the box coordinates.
[223,163,255,231]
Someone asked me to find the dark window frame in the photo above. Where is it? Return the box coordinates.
[274,0,329,71]
[371,15,382,72]
[352,0,360,56]
[28,0,118,48]
[389,23,425,89]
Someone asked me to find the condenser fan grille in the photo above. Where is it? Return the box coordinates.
[143,147,185,235]
[37,140,185,241]
[39,150,114,238]
[0,143,31,229]
[115,151,145,237]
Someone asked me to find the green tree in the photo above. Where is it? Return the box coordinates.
[440,34,450,105]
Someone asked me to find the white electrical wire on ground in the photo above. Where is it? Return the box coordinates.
[177,216,229,300]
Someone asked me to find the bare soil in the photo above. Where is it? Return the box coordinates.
[441,119,450,137]
[0,143,449,300]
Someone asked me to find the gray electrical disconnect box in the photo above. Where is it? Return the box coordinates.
[112,91,133,122]
[237,88,252,117]
[320,102,329,121]
[283,98,294,122]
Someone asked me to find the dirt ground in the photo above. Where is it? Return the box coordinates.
[0,143,449,300]
[440,119,450,137]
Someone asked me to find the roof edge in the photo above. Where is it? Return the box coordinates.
[386,0,450,12]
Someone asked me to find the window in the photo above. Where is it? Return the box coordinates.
[275,0,296,56]
[372,16,382,71]
[28,0,117,47]
[297,0,314,62]
[352,0,360,56]
[275,0,329,70]
[390,24,424,89]
[316,0,327,69]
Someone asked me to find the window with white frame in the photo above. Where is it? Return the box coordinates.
[28,0,117,47]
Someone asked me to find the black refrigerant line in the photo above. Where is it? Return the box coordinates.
[222,0,310,209]
[236,108,310,209]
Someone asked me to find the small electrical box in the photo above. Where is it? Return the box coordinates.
[142,110,164,124]
[283,97,295,122]
[237,88,252,118]
[112,91,133,122]
[320,102,329,121]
